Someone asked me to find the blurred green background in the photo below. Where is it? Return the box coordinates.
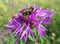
[0,0,60,44]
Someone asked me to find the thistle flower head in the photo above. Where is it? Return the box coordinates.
[4,4,54,44]
[10,1,15,7]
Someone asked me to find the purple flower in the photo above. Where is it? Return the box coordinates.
[10,1,15,7]
[0,28,7,43]
[4,4,54,44]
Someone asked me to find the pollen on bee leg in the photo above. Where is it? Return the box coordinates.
[23,15,29,20]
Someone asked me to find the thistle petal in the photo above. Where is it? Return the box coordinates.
[36,24,47,36]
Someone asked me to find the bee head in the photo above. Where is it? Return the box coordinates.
[20,7,36,20]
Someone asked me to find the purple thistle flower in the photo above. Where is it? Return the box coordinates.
[0,28,7,43]
[10,1,15,7]
[4,4,54,44]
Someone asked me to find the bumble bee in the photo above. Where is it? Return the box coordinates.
[20,7,36,20]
